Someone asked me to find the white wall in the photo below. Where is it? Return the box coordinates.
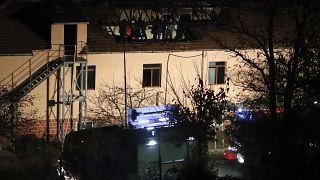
[86,49,250,111]
[1,49,254,123]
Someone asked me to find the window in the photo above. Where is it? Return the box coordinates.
[143,64,161,87]
[208,62,225,84]
[76,65,96,90]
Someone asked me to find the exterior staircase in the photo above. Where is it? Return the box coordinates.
[0,45,64,102]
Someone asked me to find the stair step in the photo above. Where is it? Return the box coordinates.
[6,57,65,100]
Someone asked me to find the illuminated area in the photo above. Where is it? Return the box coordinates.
[237,153,245,164]
[128,105,175,129]
[236,108,253,120]
[146,139,158,146]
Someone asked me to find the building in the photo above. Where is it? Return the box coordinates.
[0,0,251,141]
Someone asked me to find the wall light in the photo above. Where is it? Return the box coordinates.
[146,139,157,146]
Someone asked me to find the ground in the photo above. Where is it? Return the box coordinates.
[0,141,61,180]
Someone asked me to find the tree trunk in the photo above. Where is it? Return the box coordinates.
[267,0,277,121]
[283,64,294,120]
[283,25,303,120]
[269,86,277,120]
[197,139,208,169]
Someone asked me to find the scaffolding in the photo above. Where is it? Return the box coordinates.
[56,42,88,143]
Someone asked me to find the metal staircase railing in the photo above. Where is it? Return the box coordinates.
[0,45,63,90]
[0,44,64,101]
[0,42,87,101]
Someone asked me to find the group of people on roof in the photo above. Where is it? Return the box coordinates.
[118,16,192,43]
[119,18,147,42]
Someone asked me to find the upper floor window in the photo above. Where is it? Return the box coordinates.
[208,61,225,85]
[76,65,96,90]
[143,64,161,87]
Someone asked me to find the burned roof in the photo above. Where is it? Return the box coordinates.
[86,22,236,53]
[1,0,318,54]
[84,0,320,53]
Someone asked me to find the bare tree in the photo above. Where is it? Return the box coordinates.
[207,1,320,178]
[166,66,228,168]
[0,86,38,140]
[169,76,227,169]
[213,0,320,120]
[88,80,163,127]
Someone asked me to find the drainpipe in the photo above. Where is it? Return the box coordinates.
[124,50,128,129]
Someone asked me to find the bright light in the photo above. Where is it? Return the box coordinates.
[146,127,155,131]
[237,153,245,164]
[159,117,169,122]
[227,146,237,152]
[138,120,149,124]
[146,139,157,146]
[187,137,195,141]
[237,108,243,113]
[152,131,155,136]
[314,101,318,105]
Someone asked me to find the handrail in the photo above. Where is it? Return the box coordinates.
[0,42,87,94]
[0,50,44,87]
[0,44,64,91]
[14,49,61,87]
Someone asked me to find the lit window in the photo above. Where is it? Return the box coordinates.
[76,65,96,90]
[208,62,225,84]
[143,64,161,87]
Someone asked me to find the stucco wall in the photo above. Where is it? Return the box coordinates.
[51,24,64,46]
[77,23,88,44]
[86,50,248,108]
[0,56,31,81]
[1,49,251,119]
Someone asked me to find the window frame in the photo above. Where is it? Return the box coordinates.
[208,61,226,85]
[142,64,162,87]
[76,65,96,90]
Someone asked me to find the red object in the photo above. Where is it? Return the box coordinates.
[224,149,237,160]
[125,25,132,37]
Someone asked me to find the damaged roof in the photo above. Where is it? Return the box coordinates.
[0,0,308,54]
